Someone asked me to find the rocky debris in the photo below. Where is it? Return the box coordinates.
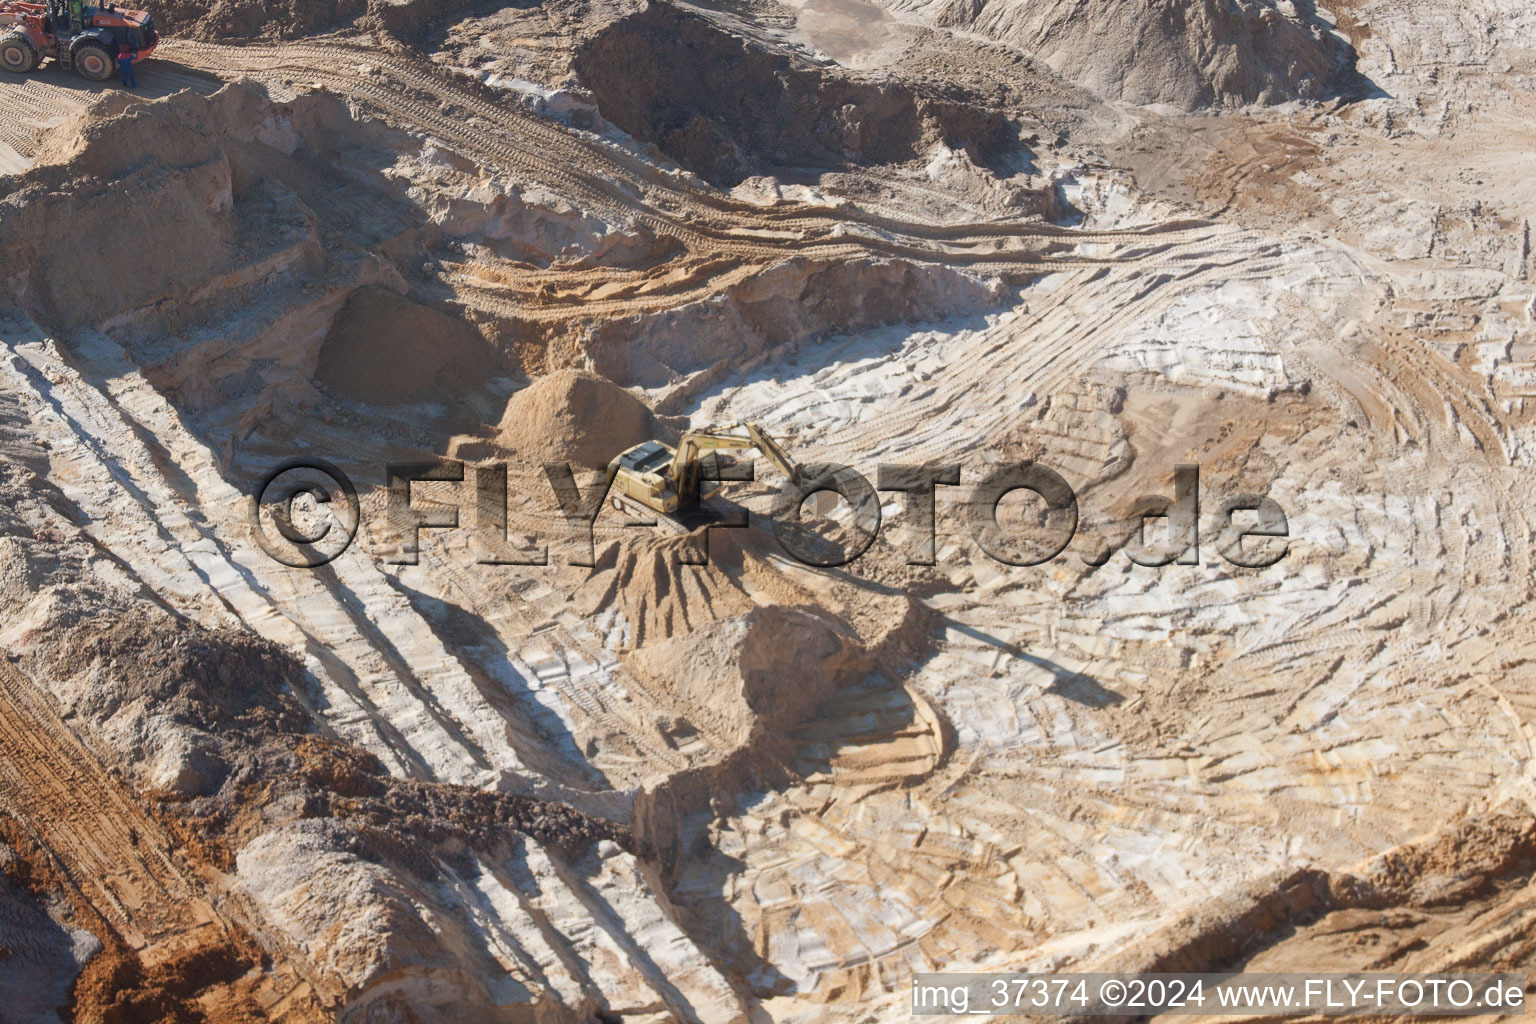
[1094,808,1536,984]
[349,776,632,860]
[1351,809,1536,910]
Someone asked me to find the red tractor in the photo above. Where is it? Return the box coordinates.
[0,1,157,81]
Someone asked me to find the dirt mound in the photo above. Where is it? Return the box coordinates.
[493,368,662,468]
[574,3,1018,187]
[46,611,311,735]
[315,287,496,405]
[348,777,631,862]
[579,532,758,648]
[629,603,877,879]
[876,0,1356,108]
[1,89,250,333]
[632,603,870,749]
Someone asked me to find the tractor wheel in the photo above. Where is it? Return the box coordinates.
[0,33,39,74]
[73,42,113,81]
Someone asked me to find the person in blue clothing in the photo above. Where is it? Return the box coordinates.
[117,42,136,89]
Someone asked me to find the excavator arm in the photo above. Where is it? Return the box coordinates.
[667,421,803,502]
[741,422,804,486]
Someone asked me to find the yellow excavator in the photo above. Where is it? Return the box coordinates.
[607,421,803,526]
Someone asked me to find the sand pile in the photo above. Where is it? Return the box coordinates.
[315,287,496,405]
[874,0,1356,108]
[631,604,870,750]
[580,533,758,649]
[492,368,662,468]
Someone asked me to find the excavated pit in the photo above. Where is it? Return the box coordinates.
[574,3,1021,187]
[0,1,1531,1020]
[315,287,499,405]
[0,62,1017,1023]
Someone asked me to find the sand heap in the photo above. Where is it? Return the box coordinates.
[579,532,759,650]
[872,0,1356,108]
[315,287,496,406]
[493,368,663,469]
[631,603,870,752]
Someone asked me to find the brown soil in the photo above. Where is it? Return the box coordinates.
[490,368,664,468]
[315,287,498,405]
[0,686,325,1024]
[574,4,1018,187]
[68,938,267,1024]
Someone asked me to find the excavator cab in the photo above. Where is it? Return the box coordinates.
[609,440,731,516]
[606,422,799,527]
[613,441,674,480]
